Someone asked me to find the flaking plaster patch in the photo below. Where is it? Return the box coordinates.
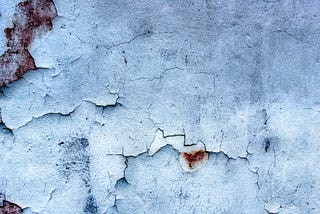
[0,0,57,86]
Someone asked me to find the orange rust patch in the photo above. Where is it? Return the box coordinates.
[183,150,206,169]
[1,200,23,214]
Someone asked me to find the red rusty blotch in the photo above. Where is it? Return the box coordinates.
[0,200,23,214]
[0,0,57,86]
[183,150,207,169]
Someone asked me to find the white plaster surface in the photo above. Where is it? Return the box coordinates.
[1,0,320,213]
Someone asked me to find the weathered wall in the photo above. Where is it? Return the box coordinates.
[1,0,320,213]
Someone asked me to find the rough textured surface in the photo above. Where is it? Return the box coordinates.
[1,0,320,213]
[0,194,23,214]
[0,0,57,86]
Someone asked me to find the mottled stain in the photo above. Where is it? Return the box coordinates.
[263,137,279,153]
[264,139,271,152]
[0,200,22,214]
[58,138,90,182]
[0,0,57,86]
[160,49,177,61]
[182,150,208,170]
[57,138,99,212]
[130,19,153,38]
[84,194,98,214]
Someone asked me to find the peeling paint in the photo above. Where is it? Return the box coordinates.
[0,200,22,214]
[0,0,57,86]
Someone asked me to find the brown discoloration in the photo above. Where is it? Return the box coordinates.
[183,150,207,169]
[0,0,57,86]
[0,200,23,214]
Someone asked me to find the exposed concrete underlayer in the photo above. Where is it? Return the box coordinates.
[1,0,320,213]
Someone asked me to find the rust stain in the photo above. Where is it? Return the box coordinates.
[0,200,23,214]
[183,150,207,169]
[0,0,57,86]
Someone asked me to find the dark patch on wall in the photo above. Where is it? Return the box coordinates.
[160,49,177,61]
[84,194,98,214]
[263,137,279,153]
[0,200,23,214]
[183,150,207,169]
[58,138,90,183]
[262,109,269,126]
[264,139,271,152]
[57,138,100,213]
[130,20,153,38]
[0,0,57,86]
